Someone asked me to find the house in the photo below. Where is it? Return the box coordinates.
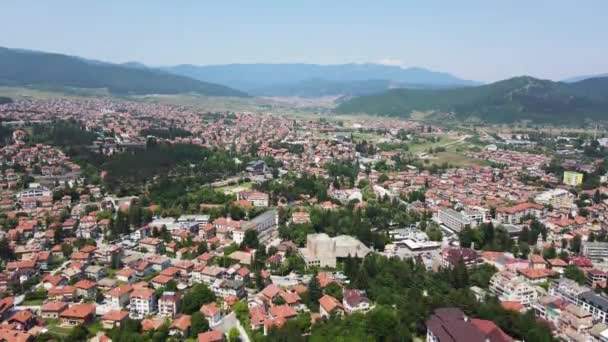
[151,274,174,289]
[84,265,107,280]
[48,286,77,302]
[319,294,344,318]
[159,291,180,318]
[343,289,371,314]
[115,268,136,283]
[60,303,96,326]
[489,270,538,307]
[75,279,97,299]
[426,308,513,342]
[169,314,192,339]
[101,310,129,329]
[8,310,36,331]
[106,284,133,310]
[440,248,481,269]
[198,330,225,342]
[0,297,14,321]
[139,237,164,254]
[41,302,68,319]
[200,303,222,327]
[0,329,33,342]
[517,268,558,284]
[129,288,157,319]
[211,279,245,298]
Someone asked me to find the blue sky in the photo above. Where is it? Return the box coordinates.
[2,0,606,82]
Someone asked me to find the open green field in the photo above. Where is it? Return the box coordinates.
[218,181,252,194]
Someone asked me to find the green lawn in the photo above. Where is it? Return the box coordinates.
[22,299,44,306]
[218,181,252,194]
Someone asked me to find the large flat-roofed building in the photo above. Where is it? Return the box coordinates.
[496,202,544,224]
[583,242,608,262]
[534,188,573,209]
[437,209,482,232]
[299,233,370,268]
[563,171,584,186]
[236,210,278,244]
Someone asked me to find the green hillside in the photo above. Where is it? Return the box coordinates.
[0,47,247,96]
[335,76,608,123]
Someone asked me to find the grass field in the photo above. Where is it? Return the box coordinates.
[218,181,252,194]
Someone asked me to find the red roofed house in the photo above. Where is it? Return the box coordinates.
[319,294,344,318]
[102,310,129,329]
[60,303,96,326]
[41,302,68,319]
[198,330,225,342]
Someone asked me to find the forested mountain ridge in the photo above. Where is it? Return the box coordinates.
[335,76,608,123]
[0,47,247,96]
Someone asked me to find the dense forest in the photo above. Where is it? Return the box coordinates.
[264,254,554,342]
[0,47,247,96]
[336,76,608,124]
[102,143,242,194]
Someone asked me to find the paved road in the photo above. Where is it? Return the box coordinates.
[215,312,251,342]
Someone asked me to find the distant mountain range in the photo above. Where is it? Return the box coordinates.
[160,63,480,97]
[336,76,608,123]
[563,73,608,83]
[0,47,247,96]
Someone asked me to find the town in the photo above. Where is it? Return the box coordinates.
[1,96,608,342]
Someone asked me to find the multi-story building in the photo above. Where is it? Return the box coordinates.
[129,288,157,319]
[158,291,179,318]
[440,247,481,269]
[437,209,475,232]
[563,171,584,186]
[496,202,544,224]
[583,242,608,262]
[239,210,279,244]
[489,270,538,307]
[535,188,574,209]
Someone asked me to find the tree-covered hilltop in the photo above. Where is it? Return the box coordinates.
[0,96,12,105]
[336,76,608,123]
[0,47,248,96]
[102,143,243,194]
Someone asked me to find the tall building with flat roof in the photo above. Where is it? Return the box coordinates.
[299,233,370,268]
[563,171,584,186]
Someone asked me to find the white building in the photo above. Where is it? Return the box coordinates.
[437,209,481,232]
[489,270,538,307]
[129,288,157,319]
[582,242,608,262]
[299,233,371,268]
[535,188,574,209]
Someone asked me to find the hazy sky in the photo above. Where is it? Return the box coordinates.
[2,1,606,82]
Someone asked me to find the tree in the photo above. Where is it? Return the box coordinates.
[542,246,557,260]
[228,327,240,342]
[564,265,586,285]
[0,238,14,262]
[181,283,216,314]
[425,222,443,241]
[61,243,73,258]
[307,272,322,311]
[190,312,209,336]
[594,190,602,204]
[324,282,343,301]
[241,229,259,249]
[570,235,582,253]
[451,258,470,289]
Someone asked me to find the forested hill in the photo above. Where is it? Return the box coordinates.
[335,76,608,123]
[0,47,247,96]
[0,97,12,105]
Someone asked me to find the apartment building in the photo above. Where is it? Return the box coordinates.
[489,270,538,307]
[129,288,157,319]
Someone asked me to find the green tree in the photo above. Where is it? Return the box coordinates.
[307,272,322,311]
[181,283,216,314]
[228,327,240,342]
[190,312,209,336]
[564,265,586,285]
